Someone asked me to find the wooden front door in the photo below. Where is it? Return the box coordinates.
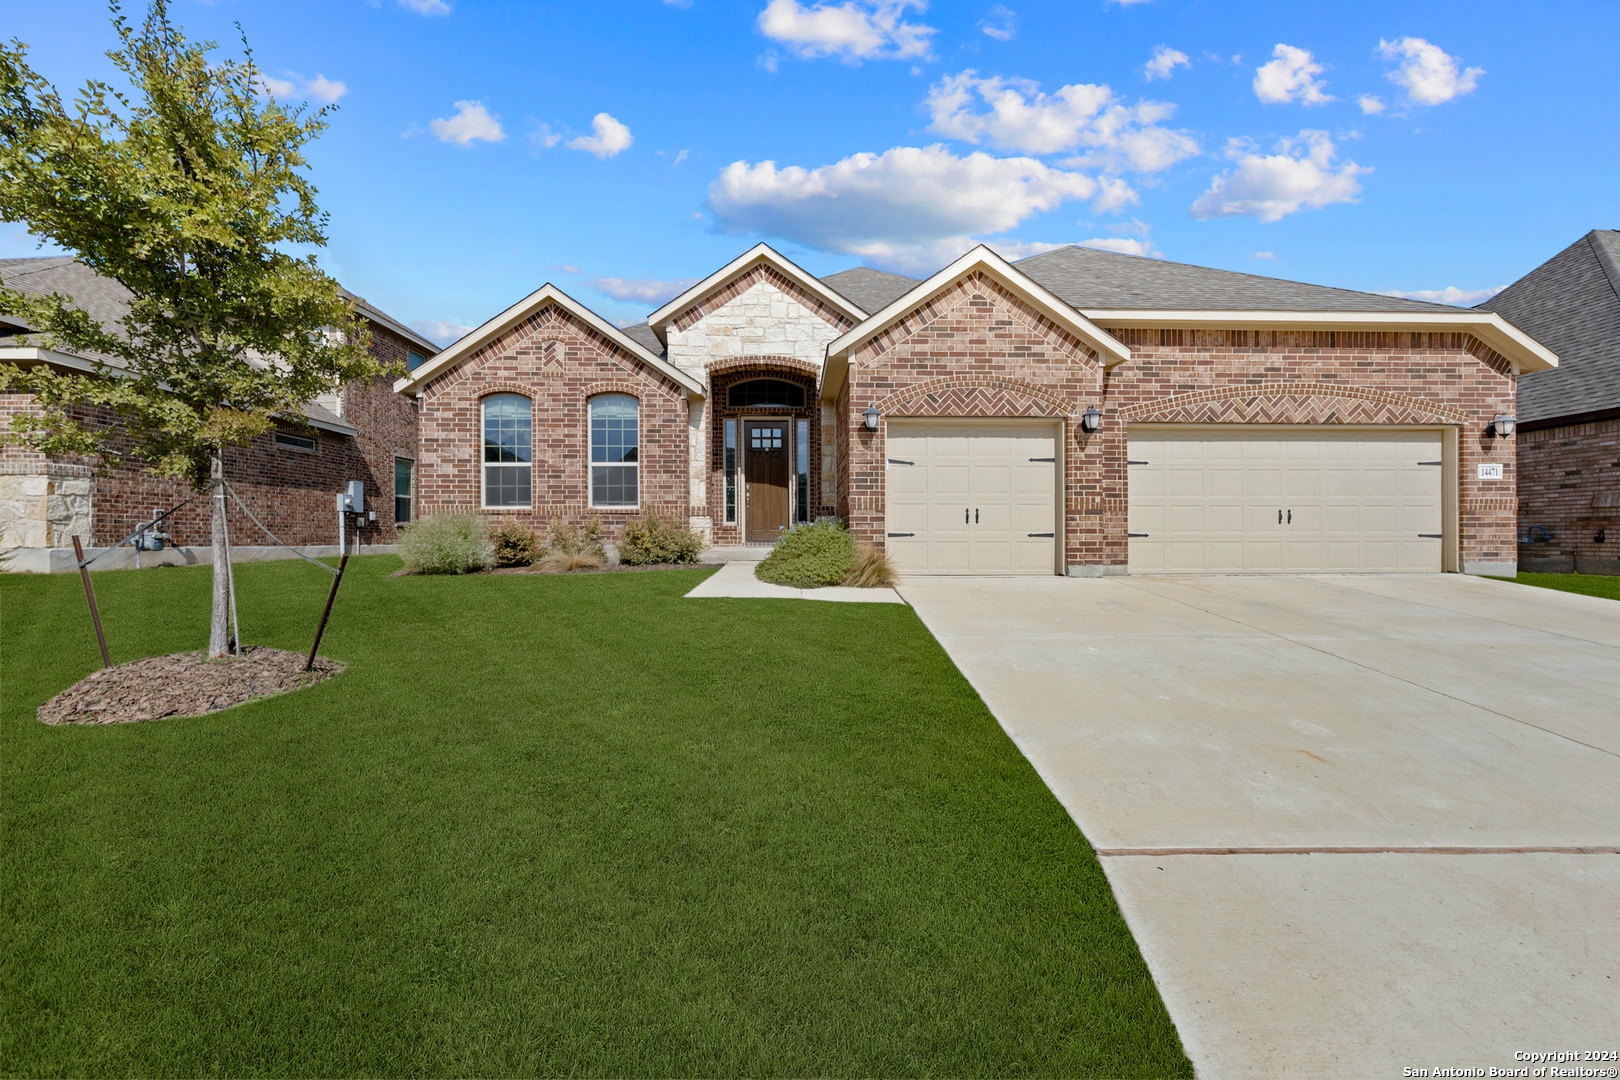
[745,420,790,543]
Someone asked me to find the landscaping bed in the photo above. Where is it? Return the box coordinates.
[37,647,343,725]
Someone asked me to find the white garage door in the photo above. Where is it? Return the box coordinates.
[1128,428,1444,574]
[886,420,1058,574]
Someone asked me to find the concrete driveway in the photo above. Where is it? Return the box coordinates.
[900,574,1620,1079]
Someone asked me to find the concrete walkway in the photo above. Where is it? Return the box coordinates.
[685,552,905,603]
[900,573,1620,1079]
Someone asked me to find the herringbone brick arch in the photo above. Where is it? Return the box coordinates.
[1124,384,1467,426]
[879,377,1075,418]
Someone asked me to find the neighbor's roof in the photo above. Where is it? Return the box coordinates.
[1015,245,1464,313]
[820,266,921,314]
[1476,230,1620,424]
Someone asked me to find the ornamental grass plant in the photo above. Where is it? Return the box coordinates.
[397,513,492,575]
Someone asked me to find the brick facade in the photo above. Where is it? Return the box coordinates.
[1516,417,1620,573]
[839,272,1519,572]
[415,300,690,539]
[704,360,825,547]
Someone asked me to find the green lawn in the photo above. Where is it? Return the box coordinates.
[1,558,1188,1078]
[1490,571,1620,601]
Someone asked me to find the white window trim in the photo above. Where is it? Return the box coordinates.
[587,394,640,511]
[394,456,415,524]
[481,395,533,510]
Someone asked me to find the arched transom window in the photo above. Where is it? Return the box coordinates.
[727,378,805,409]
[482,394,532,507]
[590,394,639,507]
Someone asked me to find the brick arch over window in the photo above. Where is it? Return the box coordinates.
[878,376,1078,418]
[1122,383,1469,426]
[474,383,537,402]
[582,381,651,401]
[706,355,821,380]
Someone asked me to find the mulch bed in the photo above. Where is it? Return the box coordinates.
[393,563,722,577]
[38,647,344,726]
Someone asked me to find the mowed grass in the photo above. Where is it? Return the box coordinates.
[1491,571,1620,600]
[1,557,1189,1078]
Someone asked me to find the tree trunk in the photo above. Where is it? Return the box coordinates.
[209,450,230,658]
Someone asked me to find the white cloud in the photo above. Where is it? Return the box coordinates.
[925,70,1198,173]
[1109,0,1152,5]
[410,320,475,346]
[1253,44,1334,106]
[707,144,1113,272]
[979,5,1015,41]
[1190,130,1370,223]
[1358,94,1386,115]
[255,72,347,104]
[397,0,451,14]
[429,101,505,145]
[1252,251,1279,261]
[671,149,690,166]
[1379,285,1503,306]
[568,113,633,158]
[757,0,936,62]
[529,123,562,150]
[1078,236,1159,257]
[1143,46,1189,81]
[1377,37,1483,105]
[588,277,700,304]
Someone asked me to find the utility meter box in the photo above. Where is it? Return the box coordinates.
[339,481,364,512]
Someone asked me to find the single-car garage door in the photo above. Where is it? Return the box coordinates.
[886,420,1058,574]
[1128,428,1444,573]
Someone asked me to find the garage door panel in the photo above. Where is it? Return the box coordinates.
[1129,428,1444,574]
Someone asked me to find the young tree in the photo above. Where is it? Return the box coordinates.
[0,1,388,657]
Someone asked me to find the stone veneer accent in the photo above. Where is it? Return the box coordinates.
[838,271,1520,574]
[1515,416,1620,574]
[415,301,690,538]
[665,267,854,383]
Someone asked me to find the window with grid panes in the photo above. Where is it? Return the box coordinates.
[590,394,639,507]
[482,394,532,507]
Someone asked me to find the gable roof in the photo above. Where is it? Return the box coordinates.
[646,243,867,345]
[822,246,1131,400]
[1476,230,1620,424]
[394,283,704,398]
[820,266,921,313]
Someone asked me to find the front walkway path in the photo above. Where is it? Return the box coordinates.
[900,573,1620,1079]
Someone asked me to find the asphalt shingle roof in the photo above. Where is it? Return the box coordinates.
[618,321,666,357]
[820,266,921,314]
[1012,245,1464,313]
[1475,230,1620,424]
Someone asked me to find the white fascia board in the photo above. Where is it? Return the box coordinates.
[297,412,358,437]
[394,284,705,399]
[0,345,118,376]
[1081,309,1558,374]
[822,246,1131,386]
[645,243,868,346]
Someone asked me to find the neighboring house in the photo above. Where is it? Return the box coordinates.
[1476,230,1620,575]
[0,257,437,571]
[395,242,1556,577]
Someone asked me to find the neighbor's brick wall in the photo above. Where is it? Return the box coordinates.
[1516,417,1620,572]
[841,272,1519,571]
[415,301,689,538]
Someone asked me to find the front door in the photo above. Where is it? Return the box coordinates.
[744,420,790,543]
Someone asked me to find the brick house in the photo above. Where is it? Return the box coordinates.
[1476,230,1620,575]
[0,257,438,571]
[396,243,1556,577]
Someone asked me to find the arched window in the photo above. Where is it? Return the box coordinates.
[590,394,639,507]
[727,379,805,409]
[482,394,532,507]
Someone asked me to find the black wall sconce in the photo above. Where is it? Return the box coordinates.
[863,406,880,431]
[1488,413,1516,438]
[1079,406,1103,434]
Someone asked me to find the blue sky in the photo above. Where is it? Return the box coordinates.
[4,0,1616,343]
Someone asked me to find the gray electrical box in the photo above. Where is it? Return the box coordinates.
[339,481,364,512]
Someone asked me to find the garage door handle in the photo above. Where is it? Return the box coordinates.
[888,532,915,538]
[1279,509,1283,524]
[1027,532,1054,538]
[888,458,914,465]
[1418,533,1442,538]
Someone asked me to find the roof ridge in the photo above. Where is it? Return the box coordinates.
[1018,245,1457,312]
[1585,230,1620,308]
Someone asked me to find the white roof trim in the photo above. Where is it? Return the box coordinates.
[826,245,1132,366]
[1080,309,1558,374]
[646,243,868,345]
[394,283,705,398]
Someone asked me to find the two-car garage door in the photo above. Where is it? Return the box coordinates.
[1127,428,1445,573]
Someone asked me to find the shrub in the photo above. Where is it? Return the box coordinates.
[489,520,540,567]
[397,513,492,575]
[844,540,897,588]
[543,517,605,561]
[619,512,703,565]
[533,549,606,574]
[755,519,855,589]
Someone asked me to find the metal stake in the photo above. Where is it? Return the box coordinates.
[71,535,111,669]
[305,554,349,672]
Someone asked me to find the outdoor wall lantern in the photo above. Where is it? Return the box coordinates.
[863,406,880,431]
[1489,413,1517,438]
[1079,406,1103,434]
